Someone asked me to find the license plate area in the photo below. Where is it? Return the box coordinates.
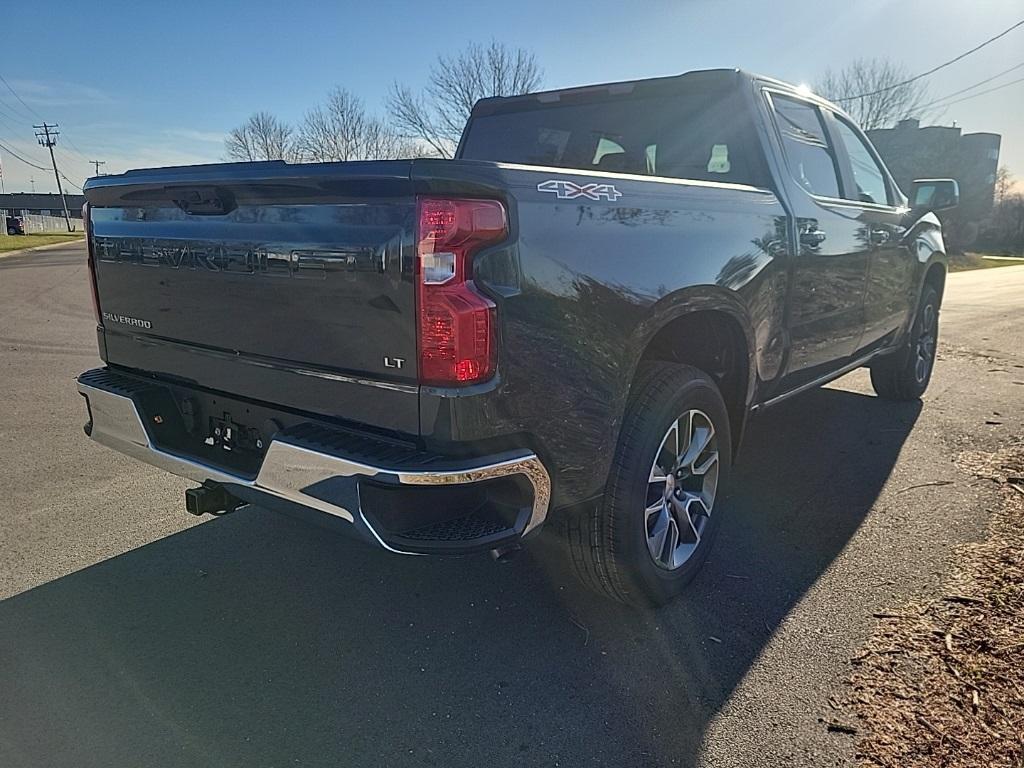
[133,382,298,479]
[205,412,265,455]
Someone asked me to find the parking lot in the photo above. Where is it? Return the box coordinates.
[1,242,1022,767]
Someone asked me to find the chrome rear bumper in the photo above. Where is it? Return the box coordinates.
[78,370,550,553]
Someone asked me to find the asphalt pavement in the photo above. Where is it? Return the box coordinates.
[1,243,1021,767]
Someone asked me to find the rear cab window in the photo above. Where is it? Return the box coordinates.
[459,75,771,188]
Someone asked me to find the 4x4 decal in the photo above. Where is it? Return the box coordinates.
[537,179,622,201]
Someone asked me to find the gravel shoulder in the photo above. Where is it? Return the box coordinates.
[850,443,1024,767]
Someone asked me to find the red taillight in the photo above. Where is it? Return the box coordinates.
[83,202,102,325]
[416,197,507,386]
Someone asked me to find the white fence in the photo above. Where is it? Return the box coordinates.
[2,210,81,233]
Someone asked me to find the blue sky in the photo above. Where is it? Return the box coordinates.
[1,0,1022,194]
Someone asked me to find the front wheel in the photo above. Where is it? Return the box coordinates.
[870,284,940,401]
[563,362,731,607]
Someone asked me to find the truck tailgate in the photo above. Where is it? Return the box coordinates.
[85,160,420,435]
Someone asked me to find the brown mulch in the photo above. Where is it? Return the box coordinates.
[848,442,1024,768]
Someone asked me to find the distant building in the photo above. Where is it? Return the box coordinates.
[867,119,1001,222]
[0,193,87,219]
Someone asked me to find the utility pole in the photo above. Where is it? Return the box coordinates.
[29,178,35,193]
[34,122,73,232]
[0,155,5,194]
[90,160,105,177]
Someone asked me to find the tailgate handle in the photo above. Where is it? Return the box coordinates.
[172,187,236,216]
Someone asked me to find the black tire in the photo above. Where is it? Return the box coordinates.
[870,284,940,401]
[563,362,731,607]
[7,228,15,235]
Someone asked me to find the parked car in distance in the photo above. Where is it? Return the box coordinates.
[76,69,957,606]
[6,216,25,235]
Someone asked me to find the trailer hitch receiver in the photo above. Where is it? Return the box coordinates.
[185,482,243,517]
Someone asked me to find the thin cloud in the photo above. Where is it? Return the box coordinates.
[163,128,228,144]
[7,78,114,107]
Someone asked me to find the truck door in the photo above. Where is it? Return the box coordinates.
[767,93,870,387]
[827,115,914,352]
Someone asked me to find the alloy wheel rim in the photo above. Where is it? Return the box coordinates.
[645,409,719,570]
[915,301,937,384]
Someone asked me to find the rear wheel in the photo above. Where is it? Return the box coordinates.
[563,362,731,607]
[870,284,939,401]
[7,227,15,235]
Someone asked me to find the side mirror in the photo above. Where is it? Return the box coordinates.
[910,178,959,212]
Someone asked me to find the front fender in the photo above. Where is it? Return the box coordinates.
[902,210,945,265]
[898,210,947,342]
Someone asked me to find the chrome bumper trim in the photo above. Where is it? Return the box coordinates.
[78,380,551,543]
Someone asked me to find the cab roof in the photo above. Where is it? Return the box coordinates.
[471,68,842,117]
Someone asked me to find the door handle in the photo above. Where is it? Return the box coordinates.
[869,228,891,245]
[799,228,827,248]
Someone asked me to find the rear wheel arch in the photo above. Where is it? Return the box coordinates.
[632,305,753,459]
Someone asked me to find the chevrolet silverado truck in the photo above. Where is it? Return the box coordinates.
[77,69,957,606]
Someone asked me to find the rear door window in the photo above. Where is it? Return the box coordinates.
[770,95,841,198]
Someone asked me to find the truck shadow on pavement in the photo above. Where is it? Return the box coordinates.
[0,386,921,768]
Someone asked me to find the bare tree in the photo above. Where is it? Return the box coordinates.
[388,41,542,157]
[816,59,933,130]
[994,166,1014,204]
[224,111,294,161]
[295,88,415,162]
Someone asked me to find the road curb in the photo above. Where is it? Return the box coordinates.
[0,237,85,260]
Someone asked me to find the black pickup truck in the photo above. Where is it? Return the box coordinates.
[77,69,957,606]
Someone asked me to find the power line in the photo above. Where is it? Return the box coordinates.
[52,136,88,165]
[40,129,91,171]
[58,171,83,192]
[0,74,42,120]
[0,138,50,171]
[58,129,91,160]
[46,127,94,167]
[0,126,55,169]
[0,76,96,175]
[0,109,30,137]
[916,60,1024,109]
[837,18,1024,101]
[927,74,1024,111]
[51,148,88,189]
[0,76,94,166]
[0,112,56,170]
[0,100,24,125]
[52,144,90,176]
[23,141,86,191]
